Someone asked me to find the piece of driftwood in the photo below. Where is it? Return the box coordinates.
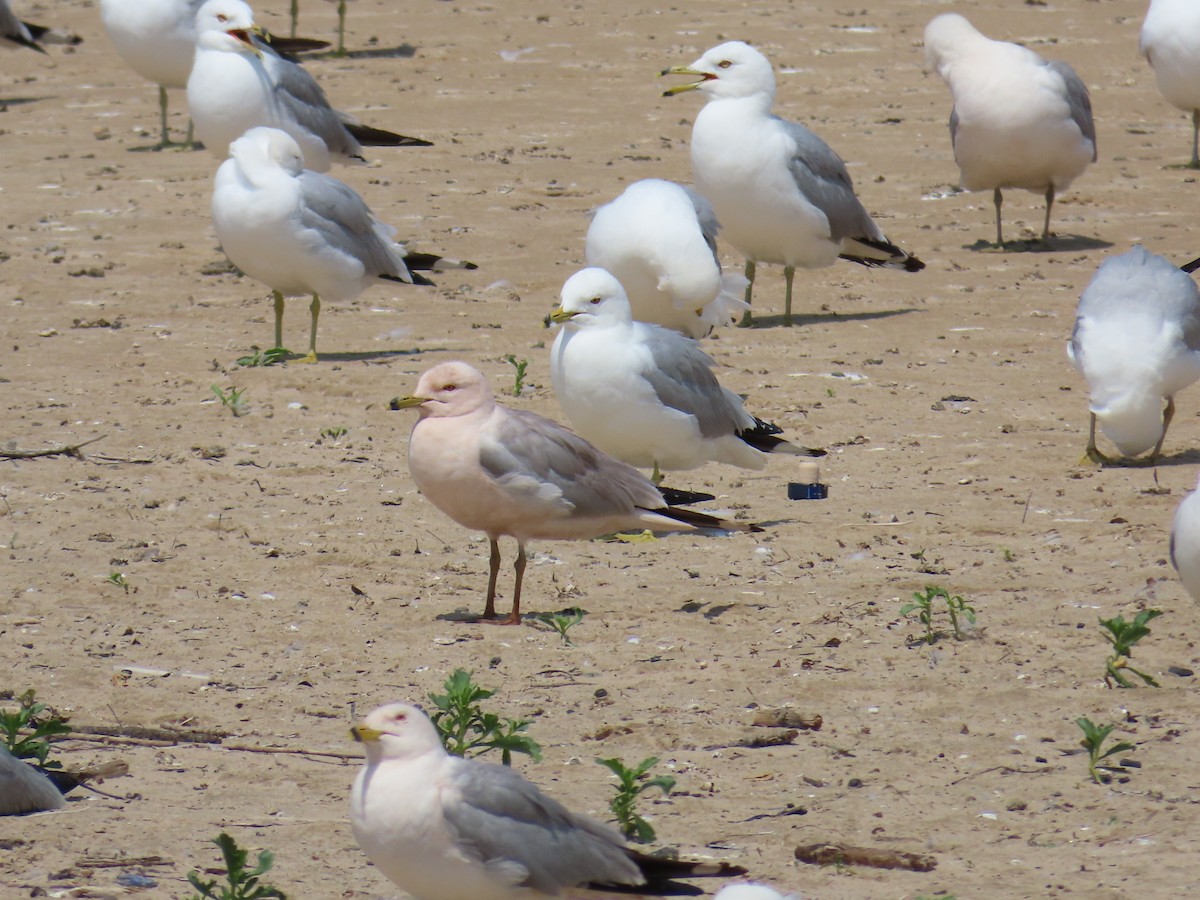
[794,842,936,872]
[751,709,823,730]
[62,730,361,761]
[0,435,106,459]
[70,723,227,744]
[704,728,798,750]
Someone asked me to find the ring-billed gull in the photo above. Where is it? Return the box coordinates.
[925,13,1097,245]
[549,268,823,478]
[211,127,470,363]
[350,702,745,899]
[0,747,64,815]
[1171,475,1200,602]
[1,0,80,54]
[188,0,430,170]
[715,884,800,900]
[391,361,762,624]
[1140,0,1200,169]
[584,179,747,338]
[662,41,923,327]
[100,0,326,150]
[1067,246,1200,465]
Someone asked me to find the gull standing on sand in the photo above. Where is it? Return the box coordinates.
[549,268,823,477]
[1140,0,1200,169]
[188,0,429,170]
[662,41,923,326]
[350,703,744,899]
[391,361,760,624]
[1,0,79,54]
[0,747,64,815]
[211,127,468,362]
[584,179,747,338]
[1171,475,1200,603]
[925,13,1097,245]
[1067,246,1200,465]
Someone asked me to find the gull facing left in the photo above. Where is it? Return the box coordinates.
[211,127,468,362]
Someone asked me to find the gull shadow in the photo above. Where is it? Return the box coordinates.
[1091,447,1200,470]
[0,96,47,108]
[963,235,1113,254]
[740,307,920,330]
[303,44,418,62]
[128,142,205,154]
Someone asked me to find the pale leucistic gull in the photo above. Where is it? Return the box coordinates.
[1,0,80,54]
[0,746,65,815]
[714,884,801,900]
[1171,475,1200,602]
[1140,0,1200,169]
[100,0,327,150]
[188,0,429,170]
[549,268,824,478]
[924,13,1097,245]
[211,127,471,362]
[661,41,923,327]
[350,702,746,899]
[390,361,762,624]
[584,179,747,338]
[1067,245,1200,465]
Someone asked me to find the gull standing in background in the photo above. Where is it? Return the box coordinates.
[211,127,469,362]
[391,361,761,624]
[1171,474,1200,603]
[549,268,823,478]
[585,179,747,338]
[662,41,923,326]
[925,13,1097,245]
[1140,0,1200,169]
[1067,246,1200,465]
[188,0,429,169]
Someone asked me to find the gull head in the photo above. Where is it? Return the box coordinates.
[195,0,263,55]
[549,267,633,327]
[230,126,306,176]
[923,14,983,72]
[351,703,444,763]
[390,361,493,419]
[662,41,775,102]
[1093,393,1166,458]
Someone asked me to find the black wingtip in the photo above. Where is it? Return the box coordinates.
[380,272,435,287]
[12,30,48,53]
[1181,255,1200,274]
[345,122,433,148]
[659,486,717,506]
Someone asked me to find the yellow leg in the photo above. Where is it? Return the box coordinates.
[993,187,1004,246]
[739,259,755,327]
[272,290,285,350]
[336,0,347,56]
[1082,412,1114,466]
[1150,397,1175,463]
[784,265,796,327]
[157,86,171,149]
[299,293,320,363]
[1042,185,1055,241]
[1191,110,1200,170]
[290,0,299,37]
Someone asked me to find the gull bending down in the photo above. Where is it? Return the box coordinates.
[392,361,762,624]
[662,41,923,326]
[549,268,823,476]
[925,13,1097,245]
[1067,246,1200,465]
[1140,0,1200,169]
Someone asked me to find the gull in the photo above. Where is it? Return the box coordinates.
[188,0,429,170]
[584,179,747,338]
[289,0,353,56]
[1,0,80,54]
[715,884,801,900]
[0,747,64,815]
[350,702,745,899]
[211,127,470,362]
[1067,246,1200,465]
[549,268,823,479]
[391,361,762,624]
[662,41,923,326]
[925,13,1097,245]
[1171,474,1200,602]
[1140,0,1200,169]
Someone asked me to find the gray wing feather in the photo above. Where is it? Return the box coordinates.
[681,185,722,262]
[782,117,883,243]
[266,52,360,159]
[442,759,641,893]
[296,171,411,281]
[1,747,64,815]
[1046,60,1097,160]
[640,330,756,438]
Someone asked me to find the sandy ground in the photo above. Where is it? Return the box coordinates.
[3,0,1200,897]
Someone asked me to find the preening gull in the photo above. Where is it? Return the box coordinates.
[350,702,745,899]
[549,268,823,477]
[391,361,762,624]
[1,0,80,54]
[925,13,1097,244]
[1067,246,1200,464]
[584,179,747,338]
[211,127,470,362]
[662,40,923,326]
[0,746,64,816]
[188,0,429,169]
[1171,475,1200,602]
[1140,0,1200,168]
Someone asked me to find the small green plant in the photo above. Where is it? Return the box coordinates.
[0,689,71,769]
[1076,717,1136,784]
[900,585,976,644]
[596,756,676,843]
[107,571,129,594]
[319,426,348,440]
[188,832,287,900]
[428,669,542,765]
[1100,609,1162,688]
[211,384,249,417]
[503,354,530,396]
[236,347,290,368]
[533,607,585,644]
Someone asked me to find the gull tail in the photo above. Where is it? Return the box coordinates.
[23,22,81,48]
[403,252,478,273]
[658,486,716,506]
[11,24,47,53]
[587,851,747,895]
[346,122,433,148]
[840,236,925,272]
[737,418,825,457]
[652,505,763,534]
[262,34,331,57]
[381,271,435,287]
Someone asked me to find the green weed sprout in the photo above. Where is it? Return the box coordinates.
[1100,609,1162,688]
[596,756,676,843]
[901,585,976,644]
[428,669,542,765]
[188,833,287,900]
[107,571,130,594]
[1076,717,1136,784]
[503,354,530,396]
[319,426,347,440]
[0,689,71,769]
[211,385,249,417]
[533,608,585,644]
[236,347,290,368]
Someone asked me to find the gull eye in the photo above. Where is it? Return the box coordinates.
[216,13,228,22]
[589,296,601,305]
[717,59,732,69]
[442,384,458,393]
[393,711,407,723]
